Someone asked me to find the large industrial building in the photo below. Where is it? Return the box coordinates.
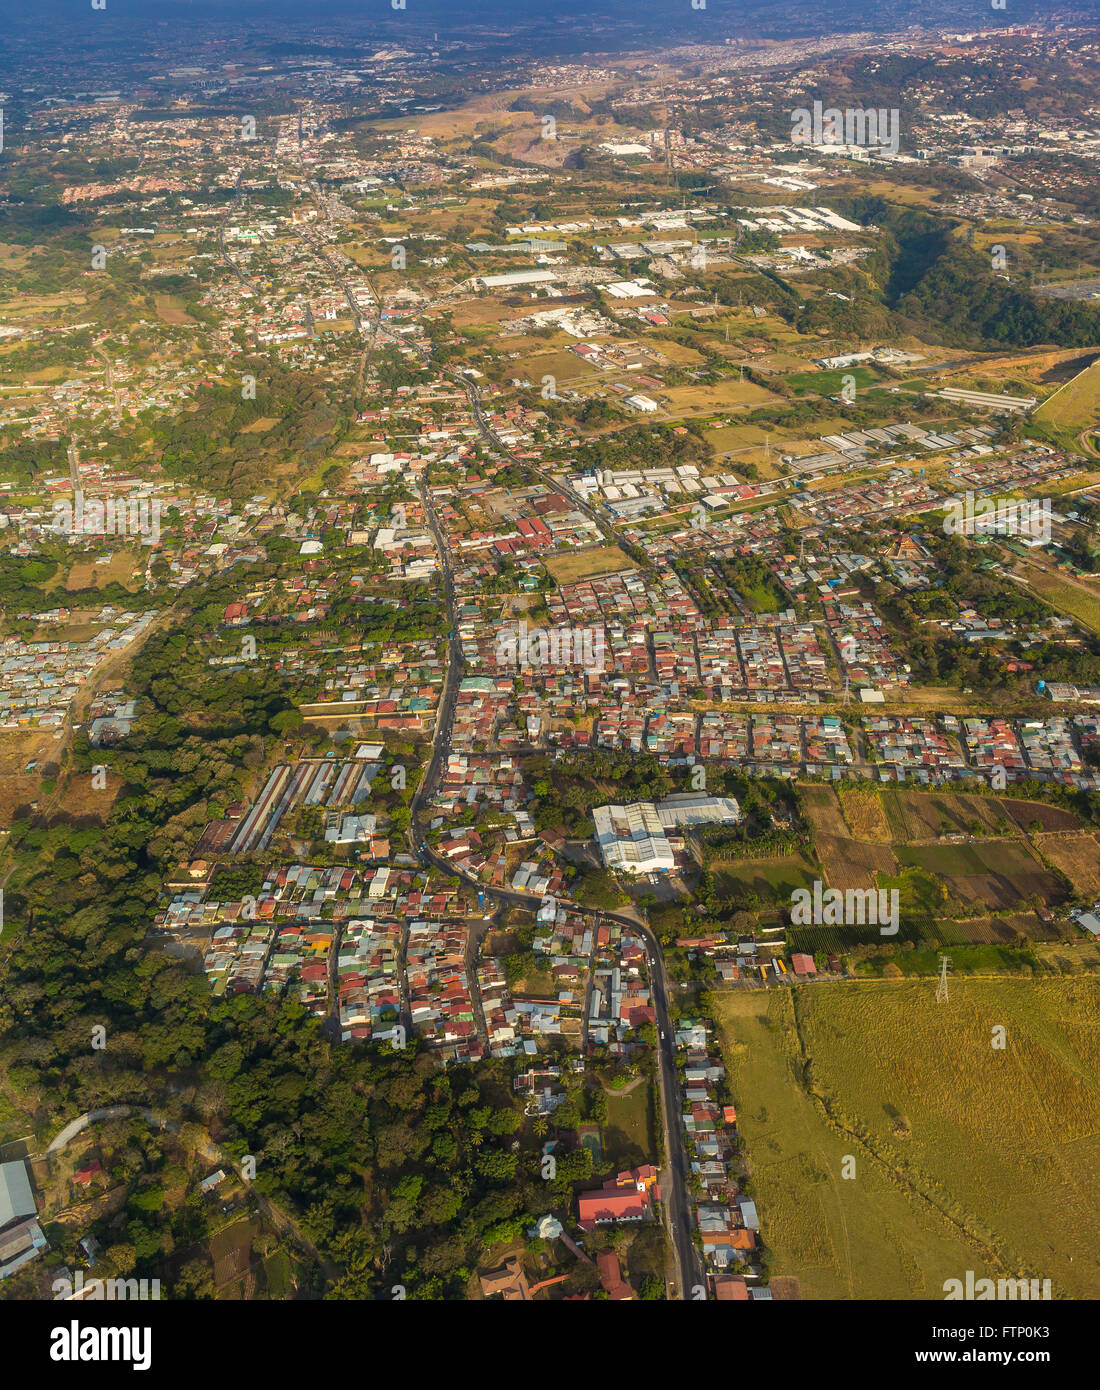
[593,794,741,874]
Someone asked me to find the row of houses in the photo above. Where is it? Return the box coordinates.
[674,1019,771,1300]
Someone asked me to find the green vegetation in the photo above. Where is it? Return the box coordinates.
[710,979,1100,1300]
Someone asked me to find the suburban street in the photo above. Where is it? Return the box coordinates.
[405,454,705,1299]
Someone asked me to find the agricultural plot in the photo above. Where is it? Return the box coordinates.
[710,979,1100,1300]
[800,784,848,836]
[999,799,1083,834]
[835,785,893,842]
[804,782,1079,932]
[1039,832,1100,895]
[954,911,1067,944]
[851,787,1054,843]
[895,840,1067,911]
[517,349,602,386]
[816,833,899,893]
[208,1215,263,1297]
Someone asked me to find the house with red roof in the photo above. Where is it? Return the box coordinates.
[577,1166,661,1230]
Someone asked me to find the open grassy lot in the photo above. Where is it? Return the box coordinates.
[542,546,637,585]
[661,379,782,416]
[600,1080,657,1171]
[709,978,1100,1299]
[1012,557,1100,635]
[516,349,600,385]
[711,850,818,903]
[784,366,882,396]
[64,549,142,592]
[1033,358,1100,436]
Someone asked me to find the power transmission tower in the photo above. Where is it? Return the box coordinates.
[935,954,951,1003]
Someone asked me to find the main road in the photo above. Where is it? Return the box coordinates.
[405,462,705,1299]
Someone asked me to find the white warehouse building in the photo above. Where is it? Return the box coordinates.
[594,794,741,874]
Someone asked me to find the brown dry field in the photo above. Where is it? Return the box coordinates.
[517,350,600,384]
[799,784,847,836]
[64,550,141,592]
[153,294,193,325]
[1000,800,1083,833]
[451,301,542,330]
[1039,832,1100,895]
[835,785,893,841]
[0,773,48,827]
[55,770,122,822]
[542,546,637,584]
[656,340,707,367]
[816,832,899,892]
[661,379,781,415]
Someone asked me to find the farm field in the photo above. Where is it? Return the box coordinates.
[1012,554,1100,635]
[828,785,1078,844]
[1038,832,1100,895]
[208,1215,264,1297]
[894,839,1067,910]
[816,832,899,893]
[835,785,893,841]
[801,783,1083,925]
[709,978,1100,1300]
[800,784,848,835]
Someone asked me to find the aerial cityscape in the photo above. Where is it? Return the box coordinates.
[0,0,1097,1360]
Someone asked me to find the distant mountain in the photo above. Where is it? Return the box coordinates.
[0,0,1082,62]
